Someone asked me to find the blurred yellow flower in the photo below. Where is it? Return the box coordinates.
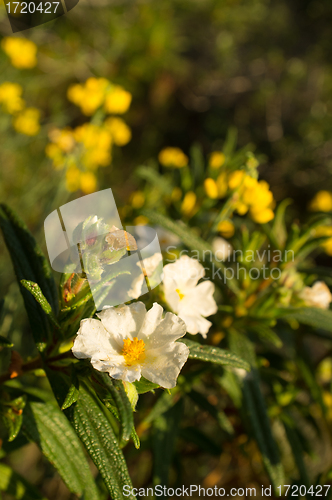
[45,143,64,170]
[209,151,225,169]
[228,170,245,190]
[1,37,37,69]
[228,170,275,224]
[66,166,81,192]
[181,191,197,216]
[315,226,332,256]
[131,191,145,209]
[158,147,188,168]
[309,190,332,212]
[104,86,132,114]
[13,107,40,136]
[80,172,97,194]
[216,172,228,198]
[48,128,75,153]
[204,178,219,199]
[250,207,274,224]
[0,82,25,114]
[67,78,109,116]
[217,220,235,238]
[105,117,132,146]
[134,215,149,225]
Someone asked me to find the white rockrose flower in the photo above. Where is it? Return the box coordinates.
[128,252,163,299]
[212,237,232,262]
[163,255,217,338]
[72,302,189,389]
[299,281,332,310]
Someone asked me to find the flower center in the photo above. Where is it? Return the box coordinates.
[122,337,145,366]
[176,288,185,300]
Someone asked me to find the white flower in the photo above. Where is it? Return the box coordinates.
[72,302,189,389]
[212,237,232,262]
[299,281,332,309]
[163,255,217,338]
[128,252,163,299]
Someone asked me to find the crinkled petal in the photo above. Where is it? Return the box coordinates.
[163,256,205,290]
[178,312,212,338]
[163,277,180,313]
[184,280,218,317]
[91,358,142,383]
[96,302,147,347]
[142,310,186,348]
[138,302,163,339]
[141,341,189,389]
[72,318,120,359]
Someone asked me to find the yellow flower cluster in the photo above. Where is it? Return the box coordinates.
[0,82,40,136]
[13,108,40,136]
[67,78,132,116]
[1,37,37,69]
[229,171,275,224]
[158,147,189,168]
[309,190,332,212]
[204,168,275,224]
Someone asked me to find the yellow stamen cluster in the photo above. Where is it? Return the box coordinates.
[176,288,185,300]
[122,337,146,366]
[158,147,189,168]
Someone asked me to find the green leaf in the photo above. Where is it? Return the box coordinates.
[21,280,60,329]
[140,209,240,294]
[188,389,234,435]
[0,395,26,442]
[134,376,160,394]
[65,382,136,500]
[278,307,332,334]
[0,463,48,500]
[0,204,58,313]
[0,335,13,348]
[0,205,56,350]
[179,426,222,455]
[179,338,250,371]
[282,415,309,487]
[22,401,100,500]
[143,391,179,426]
[136,166,174,195]
[242,370,285,492]
[92,372,134,443]
[61,369,80,410]
[152,398,183,490]
[270,199,292,249]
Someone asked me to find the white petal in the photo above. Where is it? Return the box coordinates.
[178,312,212,337]
[72,318,120,359]
[184,280,218,317]
[142,342,189,388]
[127,274,145,299]
[96,302,147,347]
[91,358,142,383]
[138,302,164,338]
[143,311,187,349]
[163,256,205,290]
[163,277,181,313]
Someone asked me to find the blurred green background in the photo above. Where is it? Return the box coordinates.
[1,0,332,497]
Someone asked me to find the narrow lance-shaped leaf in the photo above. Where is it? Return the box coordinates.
[179,338,250,371]
[21,280,60,329]
[278,307,332,334]
[22,401,100,500]
[0,204,58,313]
[0,463,48,500]
[152,398,183,493]
[65,382,136,500]
[92,371,134,443]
